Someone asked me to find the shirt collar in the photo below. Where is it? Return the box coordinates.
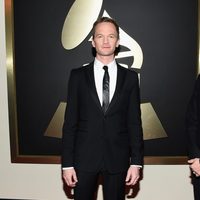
[94,58,117,72]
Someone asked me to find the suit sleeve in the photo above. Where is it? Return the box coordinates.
[127,72,144,166]
[62,70,79,168]
[186,75,200,159]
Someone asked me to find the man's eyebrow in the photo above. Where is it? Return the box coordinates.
[95,33,116,36]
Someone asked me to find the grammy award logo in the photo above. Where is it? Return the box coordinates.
[45,0,167,140]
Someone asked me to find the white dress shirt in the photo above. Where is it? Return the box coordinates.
[93,58,117,105]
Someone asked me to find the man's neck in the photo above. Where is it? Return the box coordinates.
[95,55,115,65]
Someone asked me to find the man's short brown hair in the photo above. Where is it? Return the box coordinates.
[92,17,120,39]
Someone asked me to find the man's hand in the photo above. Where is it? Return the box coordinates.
[188,158,200,177]
[62,168,78,187]
[125,166,140,186]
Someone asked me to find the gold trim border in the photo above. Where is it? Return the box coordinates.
[5,0,19,163]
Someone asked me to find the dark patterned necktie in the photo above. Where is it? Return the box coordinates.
[102,65,109,113]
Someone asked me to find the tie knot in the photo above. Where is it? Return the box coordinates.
[103,65,108,72]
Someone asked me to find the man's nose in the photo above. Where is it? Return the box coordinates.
[103,37,109,43]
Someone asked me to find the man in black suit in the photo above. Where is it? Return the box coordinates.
[186,75,200,200]
[62,17,143,200]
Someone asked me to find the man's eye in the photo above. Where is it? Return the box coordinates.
[97,35,103,38]
[109,35,116,38]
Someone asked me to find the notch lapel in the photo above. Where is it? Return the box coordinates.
[85,63,103,113]
[105,64,126,114]
[85,63,126,115]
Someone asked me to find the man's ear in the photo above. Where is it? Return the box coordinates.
[92,39,95,48]
[116,39,120,48]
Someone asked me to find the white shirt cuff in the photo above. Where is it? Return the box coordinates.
[131,165,142,168]
[62,167,74,170]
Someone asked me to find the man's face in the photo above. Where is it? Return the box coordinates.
[92,22,119,57]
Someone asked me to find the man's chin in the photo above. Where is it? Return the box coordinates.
[98,52,115,57]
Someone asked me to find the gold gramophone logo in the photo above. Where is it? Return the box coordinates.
[45,0,167,140]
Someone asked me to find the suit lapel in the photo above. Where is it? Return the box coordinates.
[85,63,103,113]
[85,62,126,115]
[106,64,126,114]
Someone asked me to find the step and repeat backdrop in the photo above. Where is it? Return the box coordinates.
[6,0,198,164]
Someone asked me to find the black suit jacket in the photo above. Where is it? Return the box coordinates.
[62,62,143,173]
[186,75,200,159]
